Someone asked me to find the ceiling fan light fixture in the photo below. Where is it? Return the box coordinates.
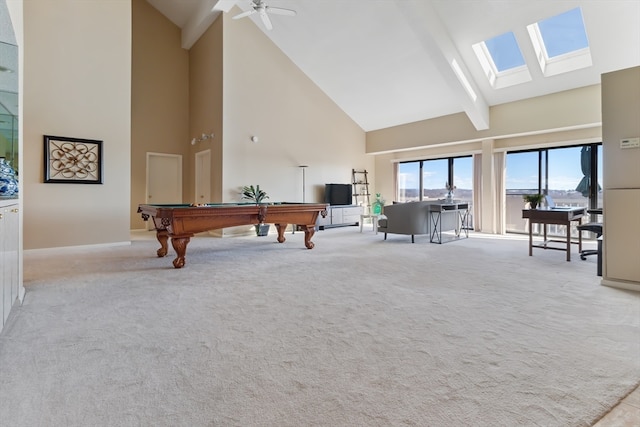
[232,0,296,30]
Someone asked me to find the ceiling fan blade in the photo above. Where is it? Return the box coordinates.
[266,6,296,17]
[260,10,273,30]
[232,10,256,20]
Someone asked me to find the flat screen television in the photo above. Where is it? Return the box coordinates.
[324,183,352,206]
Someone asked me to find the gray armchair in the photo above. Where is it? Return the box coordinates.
[377,201,433,243]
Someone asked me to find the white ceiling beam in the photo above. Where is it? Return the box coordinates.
[181,0,237,49]
[395,0,490,130]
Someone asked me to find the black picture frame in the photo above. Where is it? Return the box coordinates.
[44,135,103,184]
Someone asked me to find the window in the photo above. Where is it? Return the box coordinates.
[526,7,592,77]
[537,8,589,58]
[472,31,531,89]
[505,143,602,234]
[422,158,448,200]
[397,156,473,202]
[397,155,474,227]
[453,156,473,203]
[398,162,420,202]
[485,32,526,71]
[473,7,591,86]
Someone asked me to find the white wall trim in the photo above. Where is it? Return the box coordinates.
[24,241,131,255]
[600,279,640,293]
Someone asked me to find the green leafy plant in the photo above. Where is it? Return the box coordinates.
[242,185,270,236]
[242,185,269,204]
[523,193,545,209]
[372,193,385,214]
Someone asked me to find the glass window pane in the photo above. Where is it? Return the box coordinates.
[422,159,448,200]
[506,151,539,191]
[453,156,473,227]
[538,7,589,58]
[506,151,539,233]
[453,156,473,201]
[485,32,526,72]
[398,162,420,202]
[548,146,587,208]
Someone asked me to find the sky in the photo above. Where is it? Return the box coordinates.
[485,7,589,72]
[398,146,603,193]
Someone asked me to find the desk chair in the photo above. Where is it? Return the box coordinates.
[577,208,603,261]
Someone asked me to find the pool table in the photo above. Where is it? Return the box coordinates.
[137,203,328,268]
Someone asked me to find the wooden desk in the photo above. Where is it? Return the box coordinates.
[522,207,586,261]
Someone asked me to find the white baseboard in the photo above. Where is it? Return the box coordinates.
[601,278,640,292]
[24,241,131,255]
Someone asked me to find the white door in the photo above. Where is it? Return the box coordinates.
[147,153,182,229]
[195,149,211,204]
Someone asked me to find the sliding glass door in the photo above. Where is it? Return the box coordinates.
[398,162,420,202]
[505,143,602,234]
[398,156,473,202]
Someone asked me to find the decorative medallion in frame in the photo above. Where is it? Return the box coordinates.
[43,135,103,184]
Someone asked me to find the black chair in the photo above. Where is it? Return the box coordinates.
[577,222,603,260]
[577,208,603,261]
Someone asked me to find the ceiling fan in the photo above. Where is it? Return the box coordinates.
[232,0,297,31]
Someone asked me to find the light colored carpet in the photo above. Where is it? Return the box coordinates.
[1,227,638,426]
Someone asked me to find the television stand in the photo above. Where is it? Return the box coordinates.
[317,205,363,230]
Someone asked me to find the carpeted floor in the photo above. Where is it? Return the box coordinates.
[1,227,638,426]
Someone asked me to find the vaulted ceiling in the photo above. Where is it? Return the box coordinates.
[146,0,640,132]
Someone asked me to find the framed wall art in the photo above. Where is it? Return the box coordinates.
[44,135,103,184]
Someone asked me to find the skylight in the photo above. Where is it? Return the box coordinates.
[484,32,525,72]
[472,31,531,89]
[527,7,592,77]
[537,7,589,58]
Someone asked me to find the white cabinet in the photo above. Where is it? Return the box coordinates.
[1,201,19,331]
[341,206,363,224]
[318,205,363,229]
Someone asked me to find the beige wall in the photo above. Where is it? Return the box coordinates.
[23,0,131,249]
[366,85,602,155]
[220,9,369,208]
[602,67,640,190]
[131,0,190,230]
[370,93,603,205]
[601,66,640,289]
[130,5,368,237]
[188,13,223,204]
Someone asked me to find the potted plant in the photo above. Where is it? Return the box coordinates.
[523,193,545,209]
[372,193,385,215]
[242,185,270,236]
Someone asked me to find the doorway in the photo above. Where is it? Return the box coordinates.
[146,153,182,229]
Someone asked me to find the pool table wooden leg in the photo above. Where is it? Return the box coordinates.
[171,236,191,269]
[275,223,287,243]
[156,230,169,257]
[302,225,316,249]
